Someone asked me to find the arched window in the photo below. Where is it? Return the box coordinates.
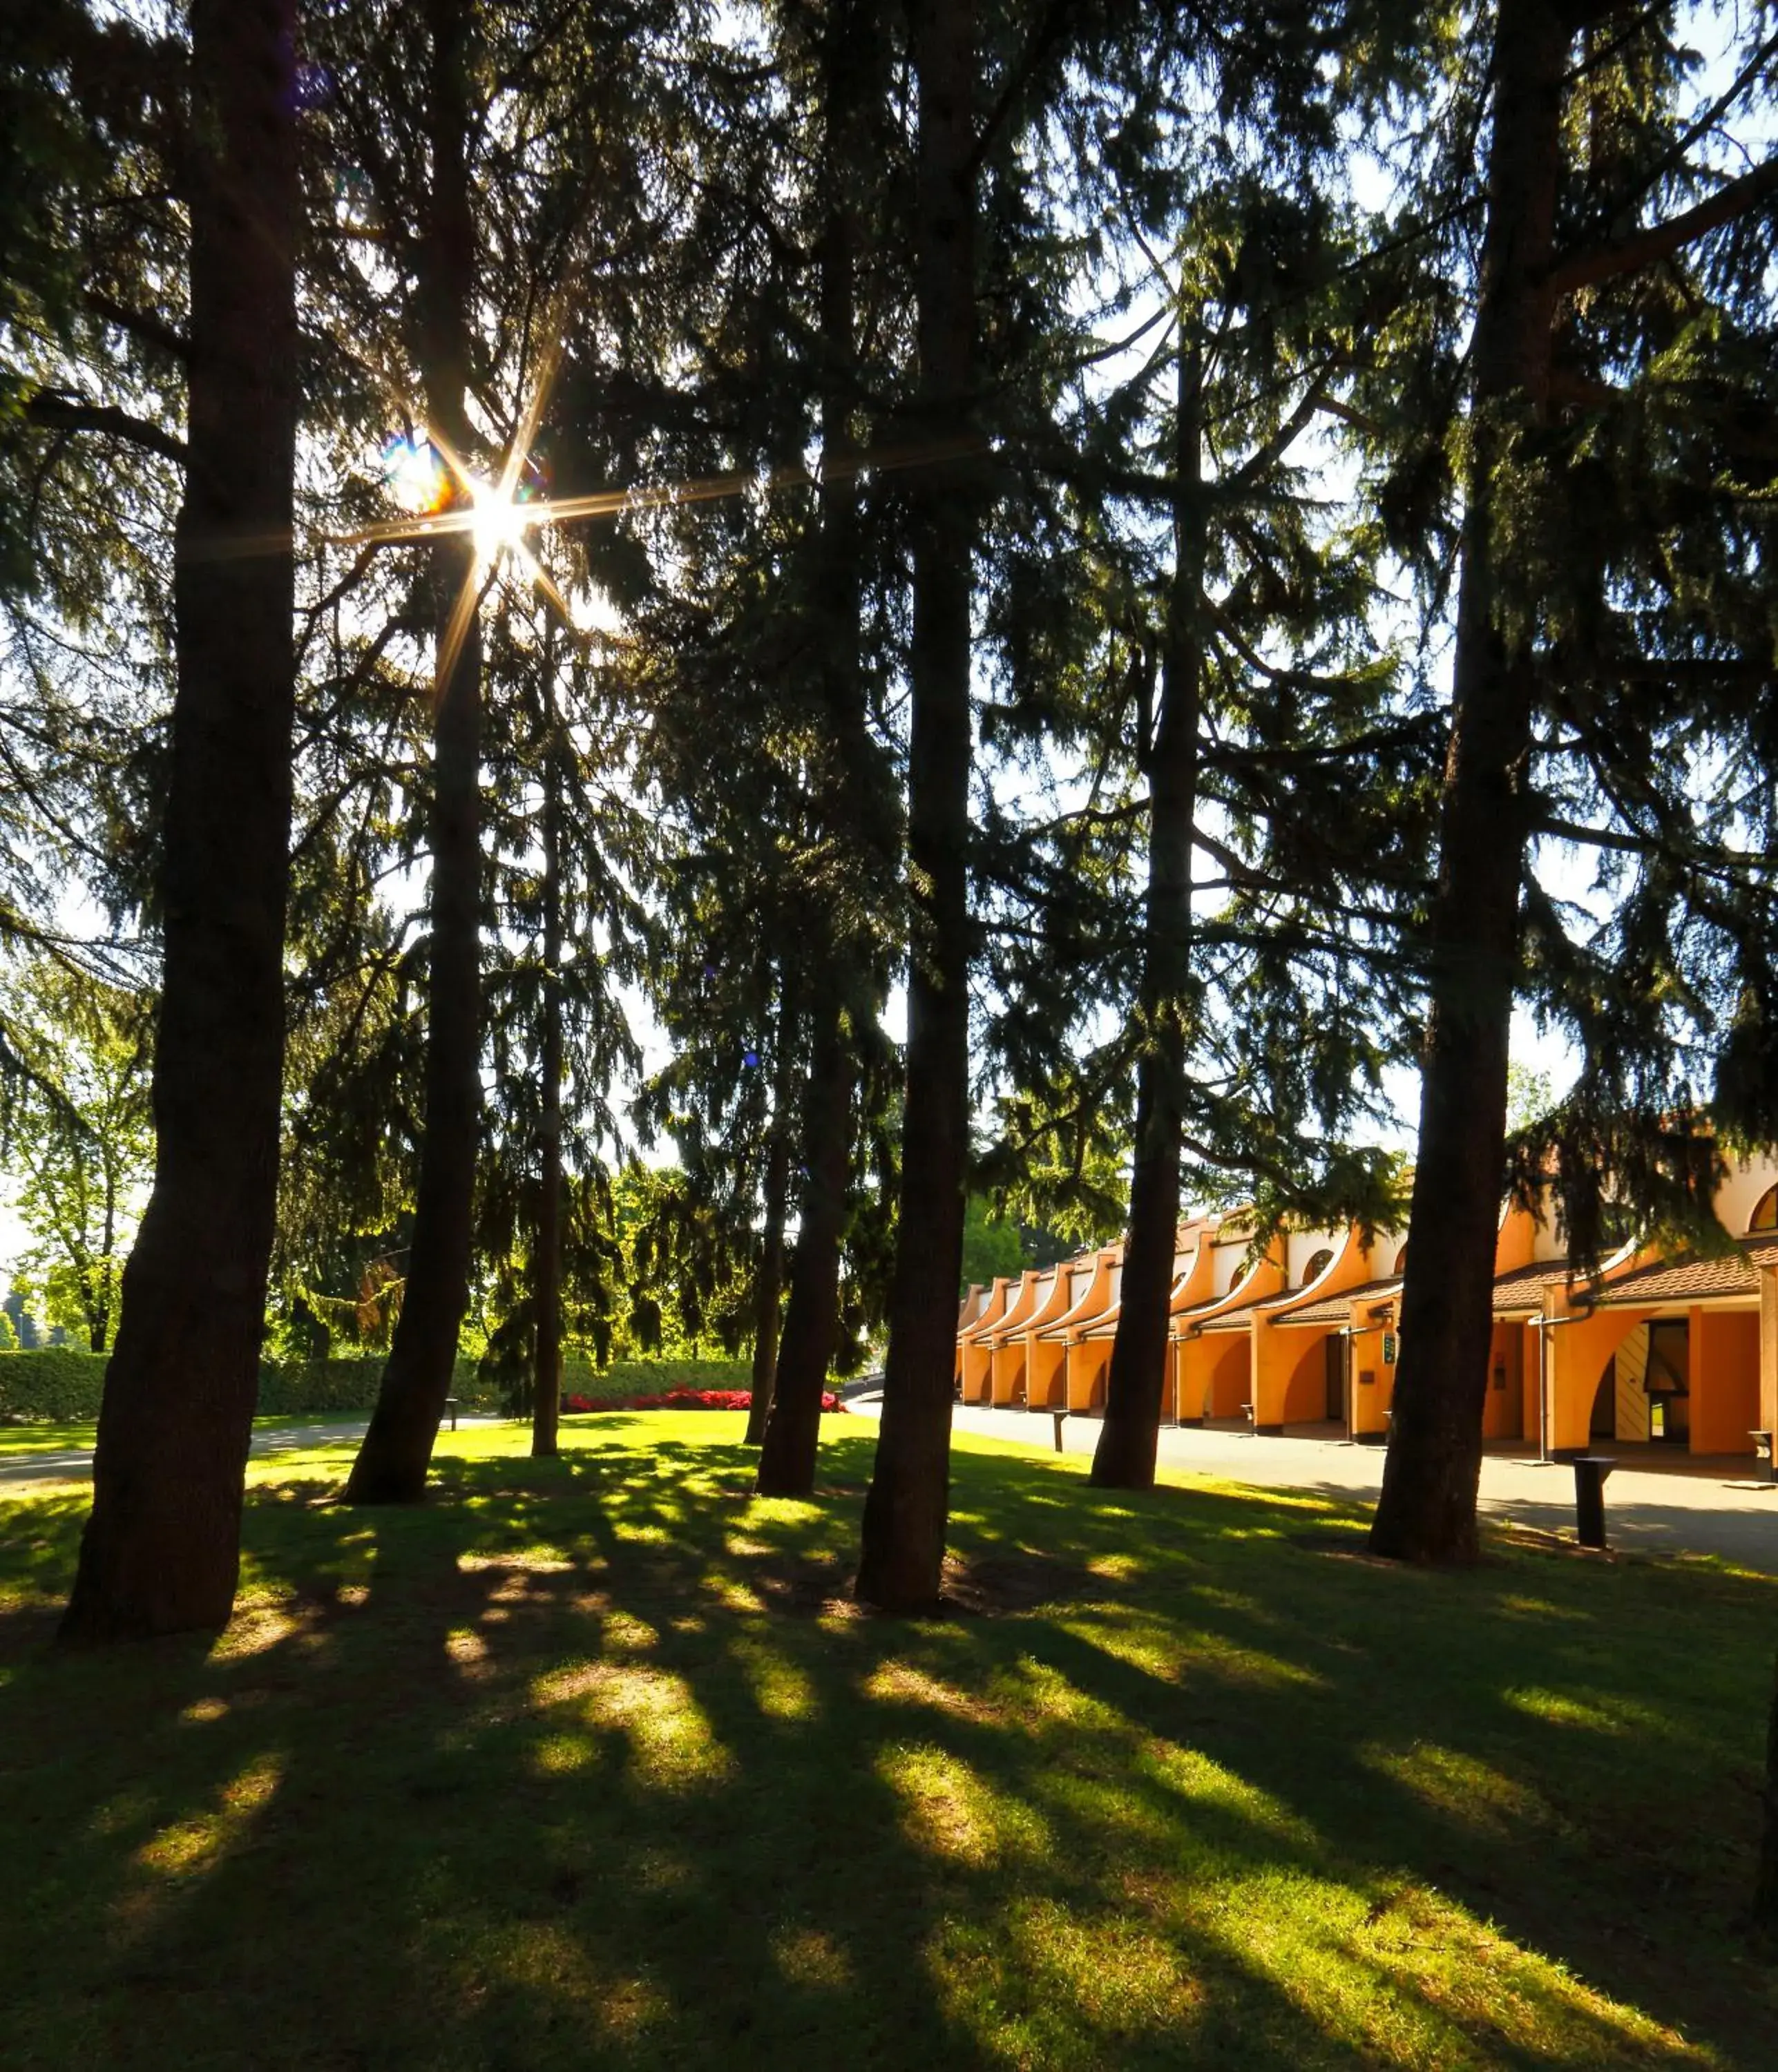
[1393,1244,1409,1276]
[1750,1188,1778,1234]
[1300,1247,1335,1287]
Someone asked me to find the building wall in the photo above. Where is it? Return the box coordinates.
[1283,1228,1342,1285]
[1252,1323,1329,1430]
[988,1340,1024,1407]
[1482,1321,1524,1441]
[1176,1332,1250,1420]
[1545,1303,1647,1452]
[1210,1233,1256,1298]
[1712,1154,1778,1236]
[1348,1319,1395,1437]
[1067,1335,1110,1412]
[1024,1335,1067,1409]
[1690,1308,1759,1455]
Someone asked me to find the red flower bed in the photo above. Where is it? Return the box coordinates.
[562,1388,844,1414]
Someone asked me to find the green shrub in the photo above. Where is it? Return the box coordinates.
[0,1348,108,1420]
[0,1347,749,1423]
[557,1355,753,1403]
[0,1350,484,1421]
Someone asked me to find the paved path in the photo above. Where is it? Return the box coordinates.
[850,1399,1778,1573]
[0,1414,499,1488]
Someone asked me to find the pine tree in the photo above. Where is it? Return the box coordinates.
[1371,0,1778,1563]
[61,0,299,1639]
[854,0,980,1611]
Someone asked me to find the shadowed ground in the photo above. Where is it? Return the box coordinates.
[1,1412,1774,2069]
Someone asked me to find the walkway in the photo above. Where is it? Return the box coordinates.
[0,1414,498,1488]
[850,1399,1778,1573]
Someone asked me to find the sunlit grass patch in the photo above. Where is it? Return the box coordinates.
[1,1412,1775,2070]
[769,1921,854,1991]
[729,1632,819,1721]
[933,1894,1207,2069]
[1502,1685,1638,1734]
[1358,1740,1558,1841]
[132,1752,283,1879]
[883,1740,1050,1868]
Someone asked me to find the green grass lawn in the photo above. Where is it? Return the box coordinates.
[1,1414,1773,2069]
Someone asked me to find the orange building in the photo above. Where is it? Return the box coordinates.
[952,1155,1778,1460]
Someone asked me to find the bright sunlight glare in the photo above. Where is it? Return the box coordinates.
[470,482,530,567]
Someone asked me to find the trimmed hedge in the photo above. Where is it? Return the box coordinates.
[0,1348,754,1423]
[557,1356,754,1403]
[0,1349,108,1421]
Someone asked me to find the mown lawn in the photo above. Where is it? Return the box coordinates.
[1,1413,1773,2069]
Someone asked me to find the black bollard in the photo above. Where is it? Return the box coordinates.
[1571,1454,1616,1549]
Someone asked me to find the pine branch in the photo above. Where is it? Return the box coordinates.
[22,392,186,467]
[1546,154,1778,298]
[83,291,189,363]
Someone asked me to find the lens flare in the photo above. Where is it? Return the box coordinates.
[381,433,448,514]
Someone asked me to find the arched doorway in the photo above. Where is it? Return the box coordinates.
[1324,1334,1348,1424]
[1588,1320,1690,1442]
[1589,1361,1614,1439]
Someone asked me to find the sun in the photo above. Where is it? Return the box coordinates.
[470,481,531,568]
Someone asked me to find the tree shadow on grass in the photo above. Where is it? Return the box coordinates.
[0,1424,1772,2068]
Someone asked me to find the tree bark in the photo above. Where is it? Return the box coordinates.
[756,0,872,1490]
[346,0,484,1504]
[533,620,562,1459]
[855,0,975,1613]
[90,1176,115,1354]
[744,974,799,1445]
[1370,0,1567,1564]
[743,1176,787,1444]
[758,988,853,1495]
[1092,334,1204,1492]
[61,0,298,1641]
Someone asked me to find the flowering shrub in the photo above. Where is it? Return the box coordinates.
[562,1388,844,1414]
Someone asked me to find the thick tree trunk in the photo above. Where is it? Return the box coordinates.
[743,1194,787,1445]
[346,0,484,1504]
[60,0,298,1642]
[855,0,975,1613]
[93,1182,115,1353]
[758,990,853,1495]
[1093,337,1204,1492]
[743,977,799,1446]
[1370,0,1567,1564]
[756,0,872,1487]
[533,624,562,1459]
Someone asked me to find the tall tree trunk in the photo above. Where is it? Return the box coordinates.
[1093,334,1204,1492]
[346,0,484,1504]
[533,621,562,1459]
[744,974,799,1445]
[90,1178,115,1354]
[756,0,872,1491]
[60,0,298,1642]
[1370,0,1566,1564]
[743,1169,788,1444]
[855,0,975,1613]
[758,989,853,1494]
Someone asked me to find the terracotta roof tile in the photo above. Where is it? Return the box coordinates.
[1490,1261,1582,1312]
[1596,1236,1778,1306]
[1273,1276,1403,1329]
[1192,1294,1271,1333]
